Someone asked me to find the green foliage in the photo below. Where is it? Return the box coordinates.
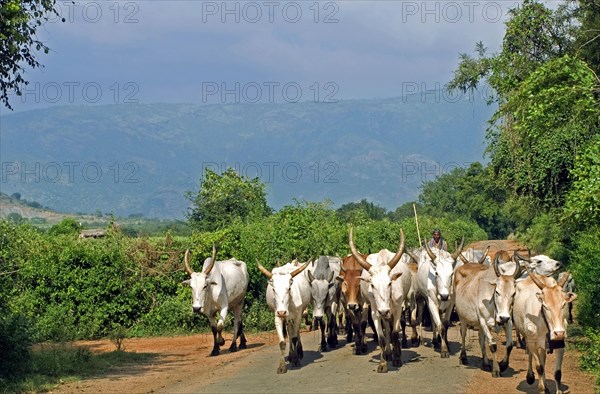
[418,162,512,238]
[0,312,32,378]
[569,227,600,329]
[578,328,600,386]
[48,218,81,236]
[186,168,271,231]
[0,0,63,110]
[563,134,600,229]
[518,212,566,260]
[336,199,387,224]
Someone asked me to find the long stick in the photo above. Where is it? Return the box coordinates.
[413,203,422,247]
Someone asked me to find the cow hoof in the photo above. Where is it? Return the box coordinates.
[492,370,500,378]
[210,349,220,357]
[352,347,360,355]
[411,337,420,347]
[229,343,238,352]
[393,358,402,367]
[318,344,328,352]
[441,350,449,358]
[499,360,509,372]
[277,362,288,374]
[360,344,368,354]
[347,334,353,342]
[460,356,468,366]
[526,371,535,385]
[239,342,247,350]
[481,362,492,371]
[402,338,408,348]
[292,359,301,367]
[377,363,388,373]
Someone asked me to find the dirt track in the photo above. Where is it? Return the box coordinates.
[55,240,596,393]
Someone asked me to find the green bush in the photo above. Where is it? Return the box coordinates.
[0,312,32,378]
[569,226,600,329]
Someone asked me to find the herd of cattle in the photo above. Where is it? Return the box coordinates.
[182,228,577,394]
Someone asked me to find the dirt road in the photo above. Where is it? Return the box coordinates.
[57,325,595,394]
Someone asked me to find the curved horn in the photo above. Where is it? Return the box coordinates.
[493,253,501,277]
[291,259,311,278]
[256,259,273,279]
[524,263,545,290]
[478,246,490,264]
[513,259,524,280]
[424,242,437,262]
[204,244,217,275]
[558,271,571,288]
[184,249,194,275]
[459,253,469,265]
[451,236,465,261]
[387,229,406,270]
[406,250,419,264]
[349,226,372,271]
[515,249,532,263]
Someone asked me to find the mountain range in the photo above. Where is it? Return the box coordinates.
[0,96,493,218]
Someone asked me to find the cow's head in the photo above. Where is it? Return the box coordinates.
[339,255,365,314]
[258,259,310,318]
[308,257,335,320]
[515,250,563,276]
[527,266,577,341]
[423,238,464,302]
[349,227,405,321]
[182,246,217,313]
[489,250,522,325]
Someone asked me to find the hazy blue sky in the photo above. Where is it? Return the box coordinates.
[3,0,532,112]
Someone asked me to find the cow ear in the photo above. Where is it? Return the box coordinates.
[328,282,336,288]
[391,272,402,281]
[181,279,191,286]
[359,277,371,283]
[536,293,544,303]
[565,292,577,303]
[487,279,496,287]
[210,281,218,286]
[336,275,344,282]
[308,271,315,283]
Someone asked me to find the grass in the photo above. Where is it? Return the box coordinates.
[0,343,157,393]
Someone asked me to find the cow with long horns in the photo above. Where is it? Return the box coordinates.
[413,237,465,358]
[513,266,577,394]
[183,246,249,356]
[258,258,313,374]
[349,227,411,373]
[453,250,522,376]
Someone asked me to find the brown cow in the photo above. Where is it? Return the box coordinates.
[338,253,370,354]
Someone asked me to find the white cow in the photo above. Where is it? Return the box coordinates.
[513,267,577,394]
[454,250,522,376]
[258,259,312,374]
[350,227,410,373]
[498,251,562,279]
[306,255,341,351]
[183,246,249,356]
[414,239,464,358]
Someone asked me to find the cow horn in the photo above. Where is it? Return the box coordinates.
[349,226,372,271]
[513,259,524,280]
[479,246,490,264]
[204,244,217,275]
[451,236,465,261]
[291,259,311,278]
[387,229,405,270]
[493,253,501,277]
[459,253,469,265]
[256,259,273,279]
[524,263,545,290]
[406,250,419,264]
[184,249,194,275]
[424,242,437,263]
[515,249,532,263]
[558,271,571,288]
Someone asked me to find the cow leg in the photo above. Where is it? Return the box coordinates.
[210,324,221,356]
[238,321,247,350]
[567,303,573,324]
[275,316,287,374]
[216,308,228,347]
[410,299,421,346]
[368,305,378,342]
[327,307,338,347]
[536,346,547,393]
[392,313,403,367]
[400,314,408,349]
[346,313,354,343]
[441,319,451,359]
[428,299,446,355]
[229,303,243,353]
[478,328,491,371]
[459,318,468,365]
[318,317,327,352]
[359,305,369,354]
[554,347,565,394]
[526,351,535,385]
[499,322,513,373]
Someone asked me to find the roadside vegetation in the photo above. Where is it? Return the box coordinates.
[0,0,598,391]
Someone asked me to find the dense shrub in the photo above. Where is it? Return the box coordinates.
[569,226,600,329]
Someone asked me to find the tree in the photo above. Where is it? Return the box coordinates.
[336,199,387,224]
[0,0,63,110]
[186,168,271,231]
